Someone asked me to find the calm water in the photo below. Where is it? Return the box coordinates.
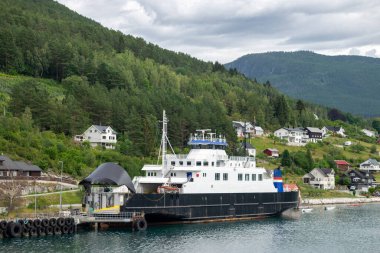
[2,204,380,253]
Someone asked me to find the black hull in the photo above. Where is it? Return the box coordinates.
[122,192,299,223]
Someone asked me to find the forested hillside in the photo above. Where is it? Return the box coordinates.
[225,51,380,116]
[0,0,371,177]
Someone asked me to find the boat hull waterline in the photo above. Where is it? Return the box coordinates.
[122,191,299,222]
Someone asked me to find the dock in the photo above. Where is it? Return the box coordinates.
[0,211,146,239]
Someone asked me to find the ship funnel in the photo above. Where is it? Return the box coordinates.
[273,167,284,192]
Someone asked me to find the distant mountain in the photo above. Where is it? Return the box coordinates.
[225,51,380,116]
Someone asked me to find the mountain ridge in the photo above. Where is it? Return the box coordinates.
[225,51,380,116]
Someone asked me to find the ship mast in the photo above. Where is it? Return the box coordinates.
[162,110,168,167]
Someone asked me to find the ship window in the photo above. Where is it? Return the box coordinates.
[171,161,175,166]
[187,161,192,166]
[179,161,183,166]
[258,174,263,181]
[170,172,176,177]
[223,173,228,181]
[245,174,250,181]
[154,172,157,176]
[252,174,256,181]
[203,161,209,166]
[215,173,220,181]
[196,161,202,166]
[212,162,214,166]
[203,173,207,177]
[147,172,151,176]
[238,174,243,181]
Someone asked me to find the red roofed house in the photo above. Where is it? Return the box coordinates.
[334,160,350,171]
[263,148,279,158]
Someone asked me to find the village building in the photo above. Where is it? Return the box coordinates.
[305,127,323,143]
[0,155,42,178]
[302,168,335,190]
[342,169,375,192]
[263,148,279,158]
[361,129,377,138]
[74,125,117,149]
[321,126,346,137]
[274,127,307,145]
[334,160,350,171]
[232,121,263,137]
[240,142,256,157]
[359,159,380,171]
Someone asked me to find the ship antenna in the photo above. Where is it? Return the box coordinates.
[158,110,175,166]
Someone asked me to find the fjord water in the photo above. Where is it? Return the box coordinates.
[2,204,380,253]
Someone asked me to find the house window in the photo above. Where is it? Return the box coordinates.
[187,161,192,166]
[90,130,92,133]
[102,136,106,139]
[223,173,228,181]
[203,161,209,166]
[171,161,175,166]
[196,161,202,166]
[215,173,220,181]
[238,174,243,181]
[258,174,263,181]
[252,174,256,181]
[245,174,250,181]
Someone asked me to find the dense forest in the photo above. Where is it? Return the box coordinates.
[225,51,380,116]
[0,0,373,177]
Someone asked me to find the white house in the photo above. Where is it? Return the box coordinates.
[232,121,263,137]
[274,127,308,146]
[75,125,117,149]
[254,126,264,136]
[321,126,346,137]
[360,159,380,171]
[303,168,335,190]
[362,129,377,138]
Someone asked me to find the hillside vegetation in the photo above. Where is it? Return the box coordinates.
[225,51,380,116]
[0,0,374,178]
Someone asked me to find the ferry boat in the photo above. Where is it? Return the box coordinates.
[119,111,299,223]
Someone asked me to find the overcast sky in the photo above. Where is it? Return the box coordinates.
[57,0,380,63]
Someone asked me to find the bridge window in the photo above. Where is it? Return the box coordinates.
[258,174,263,181]
[252,174,256,181]
[187,161,192,166]
[203,173,207,177]
[212,162,214,166]
[147,172,151,176]
[238,174,243,181]
[170,172,176,177]
[179,161,183,166]
[245,174,250,181]
[196,161,202,166]
[203,161,209,166]
[171,161,175,166]
[215,173,220,181]
[223,173,228,181]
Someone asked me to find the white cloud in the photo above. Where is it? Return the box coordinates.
[56,0,380,63]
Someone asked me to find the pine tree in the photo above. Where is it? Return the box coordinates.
[306,149,314,172]
[281,149,292,167]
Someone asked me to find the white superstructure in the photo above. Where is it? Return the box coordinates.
[133,111,277,194]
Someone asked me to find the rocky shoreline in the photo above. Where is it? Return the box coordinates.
[302,197,380,205]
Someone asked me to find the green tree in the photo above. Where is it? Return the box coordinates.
[281,149,292,167]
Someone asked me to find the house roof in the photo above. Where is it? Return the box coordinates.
[265,148,278,152]
[284,127,305,132]
[240,142,254,149]
[361,159,379,166]
[320,168,334,176]
[303,173,315,180]
[306,127,322,133]
[334,160,350,165]
[79,162,136,193]
[346,169,375,180]
[92,125,117,134]
[0,155,42,172]
[254,126,263,131]
[232,121,254,129]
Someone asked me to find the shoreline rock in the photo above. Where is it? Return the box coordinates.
[302,197,380,205]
